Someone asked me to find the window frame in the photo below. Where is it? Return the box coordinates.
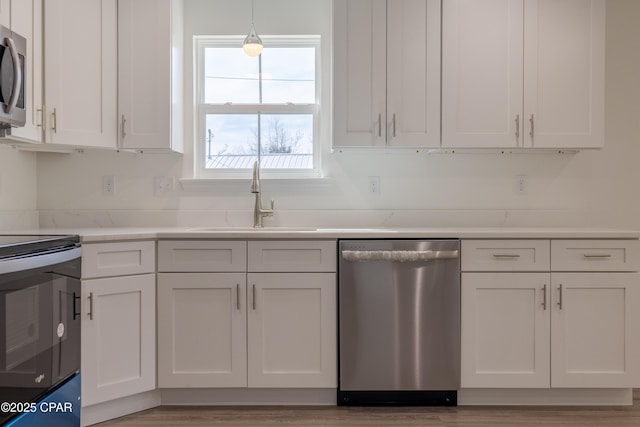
[194,36,322,179]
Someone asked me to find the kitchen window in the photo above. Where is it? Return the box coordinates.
[195,36,321,179]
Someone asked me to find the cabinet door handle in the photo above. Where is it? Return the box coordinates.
[377,113,382,138]
[121,114,127,140]
[88,292,94,320]
[36,105,44,128]
[236,284,240,310]
[52,108,57,133]
[252,284,256,310]
[542,285,547,310]
[529,114,535,138]
[515,115,520,141]
[557,284,563,310]
[392,113,397,138]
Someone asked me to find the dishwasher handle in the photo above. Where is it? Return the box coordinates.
[342,249,459,263]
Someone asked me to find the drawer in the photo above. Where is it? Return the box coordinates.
[551,240,640,272]
[82,241,156,279]
[158,240,247,272]
[461,240,550,271]
[248,240,336,272]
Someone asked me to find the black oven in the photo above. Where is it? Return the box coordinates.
[0,235,81,426]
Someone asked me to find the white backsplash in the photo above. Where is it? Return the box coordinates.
[37,208,600,230]
[0,211,41,231]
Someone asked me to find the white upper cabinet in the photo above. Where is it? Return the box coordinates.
[118,0,183,152]
[43,0,117,148]
[333,0,441,148]
[0,0,9,27]
[523,0,605,149]
[9,0,43,143]
[443,0,605,149]
[442,0,524,148]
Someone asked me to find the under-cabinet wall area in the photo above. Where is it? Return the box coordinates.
[0,0,635,231]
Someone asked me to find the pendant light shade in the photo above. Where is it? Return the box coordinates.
[243,23,263,57]
[243,0,263,57]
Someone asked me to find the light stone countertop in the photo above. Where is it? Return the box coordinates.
[5,226,640,242]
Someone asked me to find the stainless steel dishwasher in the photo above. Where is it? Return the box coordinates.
[338,239,460,406]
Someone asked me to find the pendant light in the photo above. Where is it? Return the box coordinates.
[243,0,263,57]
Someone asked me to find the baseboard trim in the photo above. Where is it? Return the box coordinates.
[160,388,337,406]
[458,388,633,406]
[81,390,161,426]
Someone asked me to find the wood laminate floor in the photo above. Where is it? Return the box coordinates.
[95,403,640,427]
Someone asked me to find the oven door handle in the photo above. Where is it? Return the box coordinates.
[0,247,81,274]
[73,292,81,320]
[4,35,22,114]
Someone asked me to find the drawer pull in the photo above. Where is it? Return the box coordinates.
[492,254,521,259]
[583,254,612,259]
[236,284,240,310]
[542,285,547,310]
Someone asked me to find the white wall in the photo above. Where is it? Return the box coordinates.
[36,0,640,230]
[0,147,38,230]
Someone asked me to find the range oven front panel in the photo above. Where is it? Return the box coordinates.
[0,236,80,426]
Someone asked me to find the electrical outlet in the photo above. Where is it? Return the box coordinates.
[102,175,116,196]
[154,176,175,196]
[368,176,381,195]
[517,175,528,195]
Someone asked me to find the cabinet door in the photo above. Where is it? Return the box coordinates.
[551,273,640,388]
[442,0,524,148]
[0,0,9,27]
[118,0,182,152]
[386,0,440,147]
[82,274,156,406]
[523,0,605,148]
[333,0,387,147]
[157,273,247,388]
[8,0,43,143]
[43,0,117,147]
[461,273,550,388]
[247,273,336,388]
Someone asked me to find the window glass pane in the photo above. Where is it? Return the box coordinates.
[259,114,313,169]
[261,48,316,104]
[204,48,259,103]
[205,114,258,169]
[204,114,313,170]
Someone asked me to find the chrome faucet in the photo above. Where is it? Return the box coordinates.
[251,161,274,228]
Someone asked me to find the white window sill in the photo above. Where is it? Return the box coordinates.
[179,176,336,192]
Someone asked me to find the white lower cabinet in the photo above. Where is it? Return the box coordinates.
[81,273,156,406]
[461,239,640,390]
[247,273,336,388]
[551,273,640,388]
[157,273,247,388]
[157,240,337,389]
[461,272,551,388]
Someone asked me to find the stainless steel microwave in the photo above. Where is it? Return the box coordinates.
[0,24,26,130]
